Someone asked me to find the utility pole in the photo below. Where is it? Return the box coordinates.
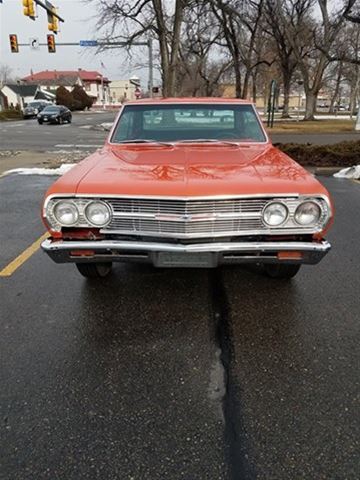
[148,38,153,98]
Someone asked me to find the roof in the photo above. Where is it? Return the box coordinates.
[125,97,254,105]
[22,70,110,83]
[35,90,56,100]
[2,84,38,96]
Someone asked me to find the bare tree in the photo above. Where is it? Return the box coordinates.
[0,64,13,88]
[275,0,356,120]
[176,2,232,96]
[209,0,270,98]
[90,0,188,96]
[263,1,298,117]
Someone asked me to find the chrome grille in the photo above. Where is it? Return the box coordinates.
[101,197,271,239]
[98,196,329,239]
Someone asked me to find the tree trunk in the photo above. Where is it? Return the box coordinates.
[167,0,185,96]
[303,90,318,121]
[349,71,359,118]
[241,69,251,99]
[234,58,242,98]
[329,63,343,113]
[281,75,291,118]
[152,0,171,96]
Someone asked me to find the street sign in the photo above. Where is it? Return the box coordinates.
[29,37,40,50]
[79,40,98,47]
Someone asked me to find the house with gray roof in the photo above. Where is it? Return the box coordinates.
[1,84,38,110]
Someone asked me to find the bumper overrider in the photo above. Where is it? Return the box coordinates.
[41,238,331,268]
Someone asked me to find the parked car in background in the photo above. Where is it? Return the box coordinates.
[23,100,51,119]
[41,98,333,279]
[37,105,72,125]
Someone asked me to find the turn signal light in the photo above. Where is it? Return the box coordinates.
[277,251,303,260]
[70,250,95,257]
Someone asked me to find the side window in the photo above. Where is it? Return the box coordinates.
[243,110,261,138]
[115,110,135,140]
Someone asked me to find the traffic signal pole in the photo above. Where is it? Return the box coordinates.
[33,0,64,23]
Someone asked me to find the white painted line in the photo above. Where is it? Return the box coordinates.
[54,144,102,148]
[75,144,102,148]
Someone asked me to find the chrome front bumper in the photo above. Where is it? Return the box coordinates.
[41,238,331,268]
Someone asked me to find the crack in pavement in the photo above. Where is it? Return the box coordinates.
[209,269,256,480]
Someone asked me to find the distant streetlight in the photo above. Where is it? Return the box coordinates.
[96,74,105,110]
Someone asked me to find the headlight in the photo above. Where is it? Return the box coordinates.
[53,201,79,226]
[263,202,288,227]
[295,201,321,226]
[85,201,111,226]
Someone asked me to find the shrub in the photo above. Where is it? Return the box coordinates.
[56,86,75,110]
[0,109,22,121]
[72,85,94,110]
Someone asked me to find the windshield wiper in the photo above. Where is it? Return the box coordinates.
[176,138,239,147]
[119,139,173,147]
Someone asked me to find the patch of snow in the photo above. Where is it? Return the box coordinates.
[5,163,77,176]
[334,165,360,179]
[100,122,113,131]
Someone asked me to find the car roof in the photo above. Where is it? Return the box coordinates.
[124,97,254,106]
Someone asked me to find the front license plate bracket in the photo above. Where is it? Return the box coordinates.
[152,252,217,268]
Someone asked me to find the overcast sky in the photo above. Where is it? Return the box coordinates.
[0,0,151,84]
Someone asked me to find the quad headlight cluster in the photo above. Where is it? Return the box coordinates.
[45,198,112,231]
[262,198,329,230]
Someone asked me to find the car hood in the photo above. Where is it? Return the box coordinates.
[48,143,329,198]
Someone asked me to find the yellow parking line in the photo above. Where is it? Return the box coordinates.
[0,232,49,277]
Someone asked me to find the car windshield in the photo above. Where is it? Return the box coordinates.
[42,106,60,113]
[111,104,267,143]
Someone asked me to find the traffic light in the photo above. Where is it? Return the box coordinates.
[9,34,19,53]
[48,7,59,34]
[47,34,56,53]
[23,0,35,19]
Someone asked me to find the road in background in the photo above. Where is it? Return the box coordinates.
[0,174,359,479]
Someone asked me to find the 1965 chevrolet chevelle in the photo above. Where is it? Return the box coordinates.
[41,98,333,279]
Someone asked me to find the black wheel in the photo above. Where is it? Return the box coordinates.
[76,262,112,278]
[68,116,72,123]
[264,264,301,279]
[38,120,43,125]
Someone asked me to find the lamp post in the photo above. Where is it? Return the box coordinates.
[97,74,105,109]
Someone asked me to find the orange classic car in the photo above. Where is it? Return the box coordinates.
[41,98,333,279]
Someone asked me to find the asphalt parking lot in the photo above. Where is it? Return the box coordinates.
[0,174,359,479]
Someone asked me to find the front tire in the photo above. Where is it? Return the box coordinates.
[38,120,43,125]
[264,264,301,279]
[76,262,112,278]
